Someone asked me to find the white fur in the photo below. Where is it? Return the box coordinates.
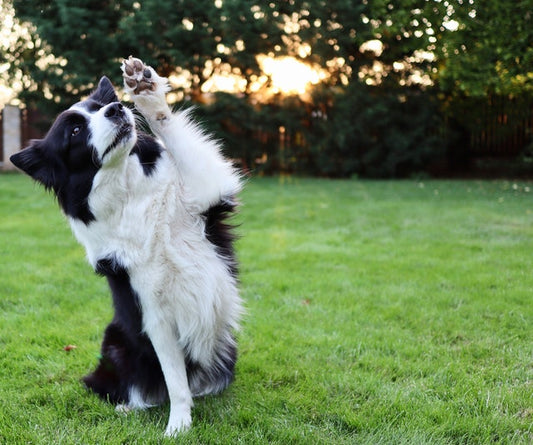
[69,63,242,436]
[116,386,156,413]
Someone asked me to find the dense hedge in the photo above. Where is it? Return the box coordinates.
[194,84,446,178]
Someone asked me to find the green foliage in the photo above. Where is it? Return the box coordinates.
[279,0,373,85]
[364,0,443,87]
[308,84,445,177]
[192,93,308,174]
[11,0,128,111]
[9,0,290,106]
[194,84,445,178]
[6,0,533,176]
[437,0,533,97]
[0,0,48,105]
[2,175,533,443]
[193,93,265,171]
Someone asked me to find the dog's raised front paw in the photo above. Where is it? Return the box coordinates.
[121,56,157,95]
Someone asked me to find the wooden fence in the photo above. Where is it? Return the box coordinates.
[468,95,533,157]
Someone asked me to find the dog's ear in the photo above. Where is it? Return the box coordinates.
[90,76,119,105]
[10,142,55,190]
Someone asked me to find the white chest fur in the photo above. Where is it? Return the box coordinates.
[70,151,178,266]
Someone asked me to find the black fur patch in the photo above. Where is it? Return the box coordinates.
[130,133,163,176]
[203,198,239,277]
[9,77,119,225]
[86,257,166,404]
[10,111,99,224]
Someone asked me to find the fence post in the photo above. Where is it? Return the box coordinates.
[1,105,21,171]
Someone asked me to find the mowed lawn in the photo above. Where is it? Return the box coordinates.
[0,174,532,444]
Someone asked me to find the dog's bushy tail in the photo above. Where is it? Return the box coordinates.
[186,335,237,397]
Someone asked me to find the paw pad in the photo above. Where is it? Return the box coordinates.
[122,56,155,94]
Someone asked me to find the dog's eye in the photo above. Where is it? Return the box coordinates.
[71,126,81,137]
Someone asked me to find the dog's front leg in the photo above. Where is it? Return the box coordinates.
[121,56,241,212]
[121,56,171,126]
[145,322,193,436]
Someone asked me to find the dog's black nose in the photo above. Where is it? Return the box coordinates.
[105,102,124,118]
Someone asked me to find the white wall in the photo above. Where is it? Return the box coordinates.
[2,105,21,171]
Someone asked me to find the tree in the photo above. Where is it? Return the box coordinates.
[10,0,289,107]
[8,0,128,112]
[0,0,50,108]
[267,0,374,87]
[7,0,532,177]
[436,0,533,97]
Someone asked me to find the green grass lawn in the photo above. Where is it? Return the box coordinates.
[1,174,532,444]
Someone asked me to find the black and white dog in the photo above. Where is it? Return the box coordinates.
[10,57,242,436]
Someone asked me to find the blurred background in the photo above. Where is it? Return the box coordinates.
[1,0,532,178]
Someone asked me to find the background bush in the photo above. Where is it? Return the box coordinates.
[3,0,532,178]
[196,84,446,178]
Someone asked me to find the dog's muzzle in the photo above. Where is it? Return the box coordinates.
[100,102,135,161]
[105,102,126,121]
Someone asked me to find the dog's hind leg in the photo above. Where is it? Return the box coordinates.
[83,321,168,409]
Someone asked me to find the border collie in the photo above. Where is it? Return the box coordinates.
[10,57,242,436]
